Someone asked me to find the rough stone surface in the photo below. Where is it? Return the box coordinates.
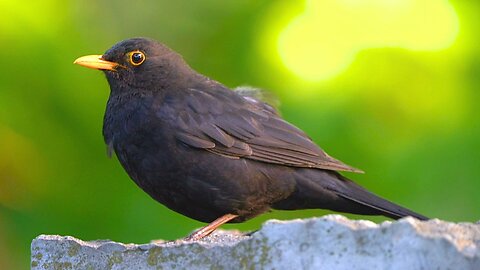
[31,215,480,270]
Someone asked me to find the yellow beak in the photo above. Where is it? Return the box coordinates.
[73,55,118,71]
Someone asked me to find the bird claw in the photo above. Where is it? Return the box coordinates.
[183,213,239,241]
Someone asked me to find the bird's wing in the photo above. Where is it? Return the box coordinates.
[233,86,281,116]
[174,87,363,173]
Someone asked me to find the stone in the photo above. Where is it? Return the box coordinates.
[31,215,480,270]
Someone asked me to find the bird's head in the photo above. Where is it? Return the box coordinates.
[74,38,197,93]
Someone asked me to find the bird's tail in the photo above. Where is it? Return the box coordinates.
[273,170,428,220]
[331,173,428,220]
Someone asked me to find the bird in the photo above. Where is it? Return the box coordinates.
[74,37,428,241]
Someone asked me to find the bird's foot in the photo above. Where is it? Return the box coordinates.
[184,213,238,241]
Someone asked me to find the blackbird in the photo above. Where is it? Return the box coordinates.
[74,38,428,240]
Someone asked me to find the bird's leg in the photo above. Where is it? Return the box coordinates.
[184,213,238,241]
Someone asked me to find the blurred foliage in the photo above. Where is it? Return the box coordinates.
[0,0,479,269]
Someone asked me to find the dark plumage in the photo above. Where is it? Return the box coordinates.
[74,38,427,240]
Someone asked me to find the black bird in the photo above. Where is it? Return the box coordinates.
[74,38,428,240]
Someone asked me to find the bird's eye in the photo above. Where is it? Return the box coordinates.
[129,51,146,66]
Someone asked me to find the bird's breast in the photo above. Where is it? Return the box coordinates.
[103,93,182,181]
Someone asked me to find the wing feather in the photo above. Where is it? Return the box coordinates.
[200,123,235,148]
[172,87,363,173]
[177,132,215,149]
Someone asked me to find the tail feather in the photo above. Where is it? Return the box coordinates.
[333,174,428,220]
[272,169,428,221]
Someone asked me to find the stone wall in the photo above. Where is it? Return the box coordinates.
[31,215,480,269]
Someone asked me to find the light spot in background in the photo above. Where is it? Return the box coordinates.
[277,0,459,81]
[0,0,63,38]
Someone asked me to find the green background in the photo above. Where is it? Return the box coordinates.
[0,1,478,269]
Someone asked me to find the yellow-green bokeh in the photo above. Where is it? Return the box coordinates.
[276,0,459,81]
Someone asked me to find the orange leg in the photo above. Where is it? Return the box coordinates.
[184,213,239,241]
